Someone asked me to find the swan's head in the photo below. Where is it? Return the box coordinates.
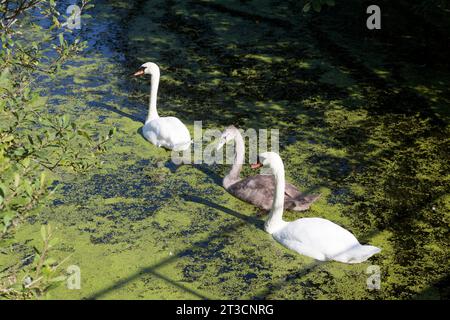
[251,152,284,175]
[132,62,160,77]
[216,125,238,151]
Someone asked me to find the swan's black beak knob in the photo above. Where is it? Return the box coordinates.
[131,67,146,77]
[251,155,263,169]
[250,162,262,169]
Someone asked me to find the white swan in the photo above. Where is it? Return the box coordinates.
[253,152,381,264]
[132,62,191,151]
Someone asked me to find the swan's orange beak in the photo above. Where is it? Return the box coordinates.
[251,162,263,170]
[131,67,146,77]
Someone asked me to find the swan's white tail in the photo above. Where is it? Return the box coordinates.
[334,245,381,264]
[172,140,193,151]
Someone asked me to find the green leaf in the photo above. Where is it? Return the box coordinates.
[2,212,15,231]
[10,196,30,207]
[14,173,21,188]
[50,275,67,282]
[84,4,95,10]
[27,135,34,145]
[108,127,116,137]
[77,130,91,141]
[40,225,47,241]
[40,172,47,189]
[51,17,60,29]
[14,148,25,157]
[34,252,41,263]
[312,1,322,12]
[58,33,64,46]
[22,157,31,168]
[44,257,57,266]
[0,183,5,199]
[42,265,53,276]
[303,3,311,12]
[49,237,59,247]
[23,180,33,197]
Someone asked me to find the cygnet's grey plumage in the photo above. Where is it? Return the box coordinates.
[218,125,320,211]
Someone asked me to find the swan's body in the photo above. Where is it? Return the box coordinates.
[143,117,191,151]
[272,217,381,263]
[257,152,381,263]
[133,62,191,151]
[216,126,320,211]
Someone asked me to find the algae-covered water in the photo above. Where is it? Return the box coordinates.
[2,0,449,299]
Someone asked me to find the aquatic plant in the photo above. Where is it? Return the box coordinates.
[0,0,112,299]
[1,0,448,300]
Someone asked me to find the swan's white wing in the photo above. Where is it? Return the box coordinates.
[333,245,381,264]
[273,218,362,261]
[143,117,191,150]
[279,239,328,261]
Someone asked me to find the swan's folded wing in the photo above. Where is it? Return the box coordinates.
[285,182,303,199]
[290,193,321,211]
[146,117,191,148]
[227,175,276,210]
[284,181,320,211]
[277,218,363,259]
[157,117,190,141]
[228,175,319,211]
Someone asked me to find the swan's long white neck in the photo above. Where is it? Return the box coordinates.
[147,73,160,122]
[224,129,244,189]
[265,161,287,234]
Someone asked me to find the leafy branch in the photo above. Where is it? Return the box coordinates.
[303,0,336,13]
[0,0,113,299]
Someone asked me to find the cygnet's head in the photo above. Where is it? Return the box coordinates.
[216,125,239,151]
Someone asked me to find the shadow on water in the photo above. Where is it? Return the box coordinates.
[87,197,381,300]
[88,100,144,123]
[415,275,450,300]
[87,260,211,300]
[193,163,224,186]
[86,188,269,299]
[182,194,264,230]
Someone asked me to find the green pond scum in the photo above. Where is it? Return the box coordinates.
[1,0,449,300]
